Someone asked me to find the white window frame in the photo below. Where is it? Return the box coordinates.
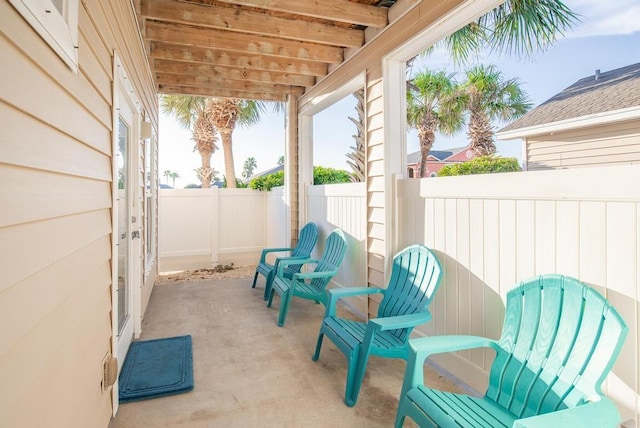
[9,0,79,72]
[144,131,157,277]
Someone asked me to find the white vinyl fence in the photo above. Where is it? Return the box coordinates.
[396,164,640,423]
[307,183,368,316]
[158,184,367,297]
[158,188,285,271]
[157,168,639,423]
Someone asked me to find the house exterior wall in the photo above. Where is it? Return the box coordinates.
[407,149,476,177]
[0,0,157,426]
[526,119,640,170]
[397,164,640,424]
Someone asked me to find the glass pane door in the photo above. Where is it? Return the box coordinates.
[116,116,130,335]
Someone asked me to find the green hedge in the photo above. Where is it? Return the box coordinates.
[437,155,521,176]
[249,166,351,191]
[249,170,284,191]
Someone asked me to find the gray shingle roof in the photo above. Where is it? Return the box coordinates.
[407,146,468,163]
[499,62,640,133]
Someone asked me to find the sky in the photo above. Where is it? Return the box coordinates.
[158,0,640,188]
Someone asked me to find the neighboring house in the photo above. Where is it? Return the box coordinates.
[242,164,284,184]
[497,62,640,170]
[406,146,476,177]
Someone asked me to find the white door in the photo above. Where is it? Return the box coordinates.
[113,57,142,375]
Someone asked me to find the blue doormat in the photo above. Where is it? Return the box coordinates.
[119,335,194,403]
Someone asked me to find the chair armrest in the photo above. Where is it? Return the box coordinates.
[273,254,308,269]
[513,397,620,428]
[293,269,337,281]
[276,258,318,277]
[369,311,432,331]
[409,335,498,362]
[259,247,293,263]
[401,335,499,396]
[324,287,384,317]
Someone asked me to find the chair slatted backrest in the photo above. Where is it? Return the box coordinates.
[283,222,318,277]
[487,275,628,419]
[291,222,319,259]
[377,245,443,342]
[309,229,347,289]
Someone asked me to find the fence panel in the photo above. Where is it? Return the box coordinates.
[397,164,640,423]
[158,188,266,271]
[307,182,368,317]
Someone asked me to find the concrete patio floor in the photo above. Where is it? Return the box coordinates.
[110,276,471,427]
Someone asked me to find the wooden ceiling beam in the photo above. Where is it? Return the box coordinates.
[140,0,364,48]
[149,41,328,77]
[145,20,343,64]
[212,0,388,28]
[157,84,289,102]
[153,59,316,87]
[155,72,304,96]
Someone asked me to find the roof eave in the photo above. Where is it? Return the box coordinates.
[497,105,640,140]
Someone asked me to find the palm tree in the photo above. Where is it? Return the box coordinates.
[441,0,579,64]
[346,89,366,182]
[163,169,172,185]
[160,95,218,189]
[453,64,531,155]
[242,157,257,179]
[277,156,285,165]
[407,70,465,177]
[169,171,180,187]
[206,98,266,188]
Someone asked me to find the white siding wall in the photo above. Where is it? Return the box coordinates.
[307,183,368,316]
[526,120,640,170]
[397,164,640,424]
[0,0,157,426]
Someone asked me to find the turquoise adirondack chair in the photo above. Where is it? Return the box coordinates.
[313,244,443,407]
[252,222,318,300]
[395,274,628,428]
[268,229,347,327]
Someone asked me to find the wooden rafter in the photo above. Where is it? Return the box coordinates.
[155,73,304,95]
[140,0,364,48]
[153,59,316,87]
[157,84,290,102]
[211,0,388,27]
[133,0,393,100]
[149,42,328,77]
[145,21,344,64]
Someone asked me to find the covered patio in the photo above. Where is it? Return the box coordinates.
[110,275,468,427]
[3,0,639,426]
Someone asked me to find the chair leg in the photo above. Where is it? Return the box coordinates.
[277,290,292,327]
[344,348,360,407]
[251,271,259,288]
[394,407,406,428]
[346,338,375,406]
[267,288,275,307]
[312,329,325,361]
[263,271,274,300]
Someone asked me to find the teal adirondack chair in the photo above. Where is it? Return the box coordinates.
[395,274,628,428]
[313,244,443,407]
[252,222,318,300]
[268,229,347,327]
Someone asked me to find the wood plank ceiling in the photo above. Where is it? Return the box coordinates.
[135,0,397,102]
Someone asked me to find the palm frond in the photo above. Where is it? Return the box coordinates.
[483,0,580,59]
